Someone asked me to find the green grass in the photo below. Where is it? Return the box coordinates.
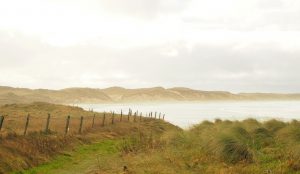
[5,102,300,174]
[1,102,180,173]
[113,119,300,173]
[14,140,120,174]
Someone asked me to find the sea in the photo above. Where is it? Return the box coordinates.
[78,101,300,128]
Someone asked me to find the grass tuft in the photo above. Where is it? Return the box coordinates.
[218,136,253,164]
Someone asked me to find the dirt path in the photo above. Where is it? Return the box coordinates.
[18,140,126,174]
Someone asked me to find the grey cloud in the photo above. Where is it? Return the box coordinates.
[1,30,300,93]
[90,42,300,93]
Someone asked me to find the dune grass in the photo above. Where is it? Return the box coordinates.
[0,102,178,174]
[15,140,120,174]
[114,118,300,173]
[0,102,120,135]
[2,102,300,173]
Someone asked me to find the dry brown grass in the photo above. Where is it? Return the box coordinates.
[0,102,134,135]
[109,118,300,173]
[0,102,173,173]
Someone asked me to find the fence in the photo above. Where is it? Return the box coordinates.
[0,109,165,136]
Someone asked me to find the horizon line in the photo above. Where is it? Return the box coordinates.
[1,85,299,95]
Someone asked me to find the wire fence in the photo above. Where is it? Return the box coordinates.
[0,109,165,137]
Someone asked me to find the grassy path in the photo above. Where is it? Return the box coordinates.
[15,140,125,174]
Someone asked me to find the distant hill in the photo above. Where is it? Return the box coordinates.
[0,86,112,105]
[0,86,300,105]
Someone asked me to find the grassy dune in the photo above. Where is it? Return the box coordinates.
[19,118,300,174]
[2,102,300,173]
[0,103,178,174]
[116,119,300,173]
[0,102,104,135]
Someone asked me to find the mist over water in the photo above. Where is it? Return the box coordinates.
[79,101,300,128]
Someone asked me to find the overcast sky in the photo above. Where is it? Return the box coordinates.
[0,0,300,93]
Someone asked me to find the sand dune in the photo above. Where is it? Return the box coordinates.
[0,86,300,105]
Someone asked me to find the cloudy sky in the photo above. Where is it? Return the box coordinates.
[0,0,300,93]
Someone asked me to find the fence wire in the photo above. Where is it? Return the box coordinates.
[0,110,164,136]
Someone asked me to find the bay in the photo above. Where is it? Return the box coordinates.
[78,101,300,128]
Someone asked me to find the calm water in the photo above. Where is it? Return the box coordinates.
[78,101,300,128]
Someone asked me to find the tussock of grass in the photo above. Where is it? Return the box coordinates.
[264,119,286,133]
[217,136,253,163]
[117,118,300,173]
[252,127,274,149]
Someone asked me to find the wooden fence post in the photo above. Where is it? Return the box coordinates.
[45,113,51,134]
[92,114,95,128]
[139,113,142,122]
[128,109,130,121]
[134,112,137,122]
[159,113,161,120]
[102,112,106,127]
[79,116,84,134]
[112,112,115,124]
[24,114,30,136]
[163,114,165,120]
[65,115,71,135]
[120,110,123,122]
[0,115,4,131]
[155,112,157,119]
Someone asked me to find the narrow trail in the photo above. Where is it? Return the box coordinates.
[19,140,125,174]
[12,121,180,174]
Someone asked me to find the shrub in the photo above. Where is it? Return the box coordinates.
[277,125,300,144]
[264,119,286,133]
[230,127,252,144]
[252,127,274,149]
[217,136,253,164]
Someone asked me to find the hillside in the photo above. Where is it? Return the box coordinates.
[2,102,300,173]
[6,105,300,173]
[105,119,300,173]
[0,86,113,105]
[0,102,177,173]
[0,86,300,105]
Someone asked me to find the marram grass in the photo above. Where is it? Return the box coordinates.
[118,118,300,173]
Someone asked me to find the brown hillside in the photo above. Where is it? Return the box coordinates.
[1,86,300,105]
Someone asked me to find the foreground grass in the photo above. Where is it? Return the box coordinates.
[114,119,300,173]
[3,119,178,174]
[3,102,300,173]
[0,102,179,174]
[20,118,300,174]
[15,140,120,174]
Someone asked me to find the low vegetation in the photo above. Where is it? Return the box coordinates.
[0,102,103,135]
[2,102,300,173]
[116,119,300,173]
[0,102,178,174]
[25,118,300,173]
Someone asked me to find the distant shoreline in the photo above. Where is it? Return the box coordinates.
[1,86,300,106]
